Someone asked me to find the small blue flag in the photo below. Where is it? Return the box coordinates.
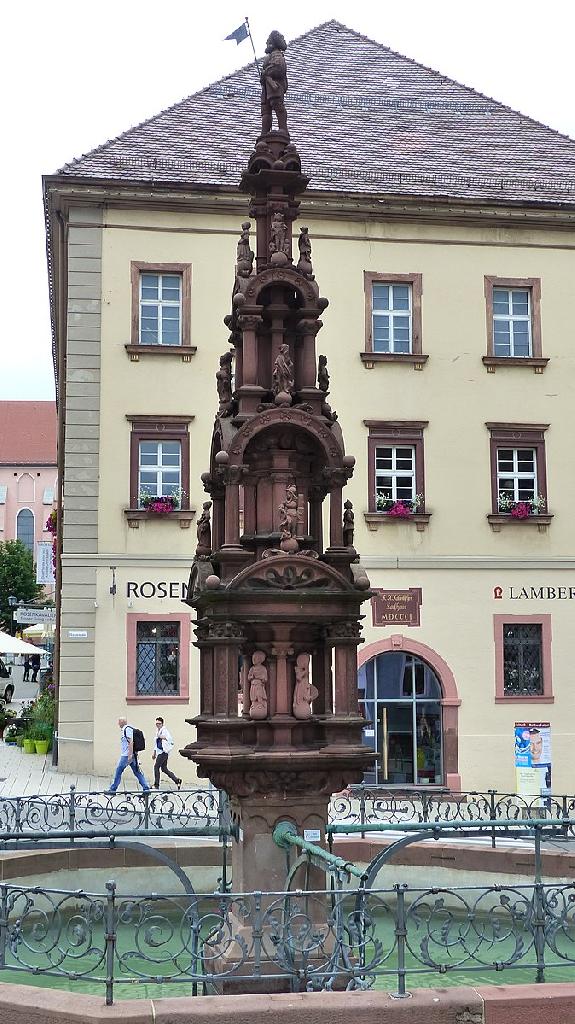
[225,23,249,45]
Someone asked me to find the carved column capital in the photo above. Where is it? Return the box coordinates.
[208,621,245,641]
[238,314,263,331]
[325,621,362,642]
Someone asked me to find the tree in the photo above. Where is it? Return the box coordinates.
[0,541,42,632]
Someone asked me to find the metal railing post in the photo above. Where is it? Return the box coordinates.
[14,797,22,834]
[533,826,546,983]
[68,785,76,842]
[252,891,263,979]
[392,884,409,998]
[104,880,117,1005]
[0,885,7,970]
[489,790,497,849]
[143,788,150,830]
[360,785,366,838]
[561,794,569,839]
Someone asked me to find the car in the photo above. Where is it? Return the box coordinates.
[0,658,14,703]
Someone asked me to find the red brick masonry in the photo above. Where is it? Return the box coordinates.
[1,984,575,1024]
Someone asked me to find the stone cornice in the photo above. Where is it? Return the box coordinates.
[43,175,575,231]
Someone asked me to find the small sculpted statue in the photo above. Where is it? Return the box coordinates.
[216,351,233,415]
[260,30,288,134]
[269,211,290,265]
[296,226,314,279]
[236,221,254,275]
[278,483,298,539]
[196,501,212,556]
[317,354,329,393]
[272,342,294,398]
[343,499,355,548]
[248,651,268,720]
[292,653,319,720]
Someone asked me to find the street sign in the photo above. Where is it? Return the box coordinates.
[14,607,56,625]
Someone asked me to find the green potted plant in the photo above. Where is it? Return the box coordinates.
[23,729,36,754]
[32,721,53,755]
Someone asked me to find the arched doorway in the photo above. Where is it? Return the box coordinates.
[358,637,461,790]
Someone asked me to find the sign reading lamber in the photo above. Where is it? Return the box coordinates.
[372,589,422,627]
[14,607,56,625]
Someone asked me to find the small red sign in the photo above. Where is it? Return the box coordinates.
[371,588,422,627]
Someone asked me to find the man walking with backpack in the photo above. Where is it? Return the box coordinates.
[106,717,150,794]
[152,716,182,790]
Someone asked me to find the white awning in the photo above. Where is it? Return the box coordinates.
[0,631,47,654]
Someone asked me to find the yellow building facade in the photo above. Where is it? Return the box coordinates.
[45,22,575,793]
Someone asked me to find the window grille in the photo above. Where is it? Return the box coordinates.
[503,623,543,696]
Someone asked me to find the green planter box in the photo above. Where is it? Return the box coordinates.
[34,740,50,755]
[23,739,36,754]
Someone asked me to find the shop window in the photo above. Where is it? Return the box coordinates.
[361,272,427,368]
[126,262,194,360]
[494,614,553,703]
[358,652,443,786]
[136,621,180,696]
[126,415,193,510]
[17,508,34,554]
[483,277,547,372]
[126,613,190,704]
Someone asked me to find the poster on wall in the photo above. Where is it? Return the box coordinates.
[514,722,552,797]
[36,543,55,585]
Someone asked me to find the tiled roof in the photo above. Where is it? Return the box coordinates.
[56,21,575,207]
[0,403,57,465]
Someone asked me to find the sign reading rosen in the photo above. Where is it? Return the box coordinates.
[372,588,422,627]
[126,581,189,599]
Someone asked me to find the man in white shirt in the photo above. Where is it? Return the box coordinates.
[106,717,150,794]
[152,716,182,790]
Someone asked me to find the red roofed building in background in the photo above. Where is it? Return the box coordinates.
[0,402,57,558]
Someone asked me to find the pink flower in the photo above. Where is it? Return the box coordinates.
[511,502,531,519]
[388,501,412,518]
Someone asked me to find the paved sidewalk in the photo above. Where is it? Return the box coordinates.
[0,740,166,798]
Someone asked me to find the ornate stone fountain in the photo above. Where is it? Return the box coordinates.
[182,29,374,905]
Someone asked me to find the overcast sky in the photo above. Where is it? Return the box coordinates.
[2,0,574,403]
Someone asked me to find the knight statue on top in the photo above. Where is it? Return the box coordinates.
[261,30,288,134]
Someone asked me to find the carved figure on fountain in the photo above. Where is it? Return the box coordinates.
[296,227,314,279]
[272,343,294,405]
[248,651,268,720]
[292,653,318,719]
[260,31,288,136]
[196,501,212,556]
[216,352,234,416]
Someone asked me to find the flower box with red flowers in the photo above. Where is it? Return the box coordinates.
[376,493,423,518]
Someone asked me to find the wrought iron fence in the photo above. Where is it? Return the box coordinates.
[0,786,227,836]
[4,785,575,840]
[2,876,575,1002]
[329,786,575,835]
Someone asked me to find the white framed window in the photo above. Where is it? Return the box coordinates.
[497,448,537,504]
[138,441,181,502]
[375,446,416,503]
[372,283,412,354]
[139,273,182,346]
[493,288,532,357]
